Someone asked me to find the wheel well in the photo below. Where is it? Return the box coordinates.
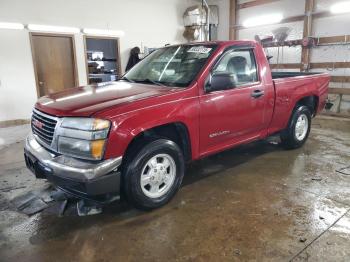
[296,95,319,116]
[123,122,192,164]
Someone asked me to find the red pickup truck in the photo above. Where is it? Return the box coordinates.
[24,41,330,210]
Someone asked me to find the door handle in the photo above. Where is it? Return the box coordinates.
[251,89,264,98]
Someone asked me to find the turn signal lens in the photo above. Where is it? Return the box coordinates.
[93,119,110,130]
[91,140,106,159]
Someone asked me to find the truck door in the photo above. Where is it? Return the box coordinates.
[199,48,268,155]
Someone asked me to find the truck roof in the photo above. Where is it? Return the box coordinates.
[171,40,258,47]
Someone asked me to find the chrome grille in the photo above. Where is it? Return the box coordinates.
[31,109,58,145]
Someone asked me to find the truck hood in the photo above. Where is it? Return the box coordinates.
[35,81,177,117]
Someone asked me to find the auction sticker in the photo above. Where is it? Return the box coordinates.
[187,46,212,54]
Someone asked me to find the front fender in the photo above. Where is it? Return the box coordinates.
[102,96,200,160]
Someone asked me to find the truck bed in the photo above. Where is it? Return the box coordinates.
[271,71,320,79]
[268,71,330,135]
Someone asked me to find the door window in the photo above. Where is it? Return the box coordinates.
[213,49,258,86]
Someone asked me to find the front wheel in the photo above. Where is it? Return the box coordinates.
[280,105,311,149]
[123,139,185,210]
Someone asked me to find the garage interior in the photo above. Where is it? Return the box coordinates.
[0,0,350,261]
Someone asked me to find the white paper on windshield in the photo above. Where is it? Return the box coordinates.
[187,46,212,54]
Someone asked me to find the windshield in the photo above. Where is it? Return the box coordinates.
[123,44,217,87]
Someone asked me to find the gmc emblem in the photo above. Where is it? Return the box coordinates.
[33,119,44,129]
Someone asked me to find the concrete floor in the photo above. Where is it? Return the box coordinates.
[0,116,349,261]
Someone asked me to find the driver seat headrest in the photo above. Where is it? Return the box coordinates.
[227,56,247,73]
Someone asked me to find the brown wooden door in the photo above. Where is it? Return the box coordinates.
[31,33,77,97]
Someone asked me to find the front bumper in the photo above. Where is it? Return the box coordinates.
[24,133,123,203]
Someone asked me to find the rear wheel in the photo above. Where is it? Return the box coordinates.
[123,138,185,210]
[280,106,311,149]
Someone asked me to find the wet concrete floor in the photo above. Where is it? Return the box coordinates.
[0,116,349,261]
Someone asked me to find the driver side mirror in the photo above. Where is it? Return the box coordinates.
[205,72,237,92]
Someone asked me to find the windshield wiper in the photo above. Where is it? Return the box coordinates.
[133,78,166,86]
[120,76,135,83]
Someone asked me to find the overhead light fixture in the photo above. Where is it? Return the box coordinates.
[243,14,283,28]
[330,1,350,14]
[28,24,80,33]
[83,28,125,37]
[0,22,24,30]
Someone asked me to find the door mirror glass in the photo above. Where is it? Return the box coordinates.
[206,72,237,92]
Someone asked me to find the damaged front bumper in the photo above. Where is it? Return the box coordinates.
[24,133,122,203]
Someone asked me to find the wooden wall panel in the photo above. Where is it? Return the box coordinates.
[329,88,350,95]
[270,64,300,69]
[310,62,350,69]
[229,0,237,40]
[331,76,350,83]
[317,35,350,45]
[301,0,315,71]
[270,62,350,69]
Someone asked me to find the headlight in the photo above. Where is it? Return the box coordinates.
[58,118,111,160]
[61,118,110,131]
[58,137,106,160]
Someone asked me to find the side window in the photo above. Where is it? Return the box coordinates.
[213,49,258,85]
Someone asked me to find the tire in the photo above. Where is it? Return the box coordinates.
[280,105,311,149]
[123,138,185,210]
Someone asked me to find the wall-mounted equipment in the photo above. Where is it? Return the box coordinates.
[183,5,207,42]
[272,27,291,43]
[183,2,219,42]
[302,37,316,48]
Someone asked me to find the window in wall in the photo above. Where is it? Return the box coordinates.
[85,37,121,84]
[213,49,258,85]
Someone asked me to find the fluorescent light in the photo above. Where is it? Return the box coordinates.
[0,22,24,30]
[28,24,80,33]
[243,14,283,28]
[83,28,125,37]
[330,1,350,14]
